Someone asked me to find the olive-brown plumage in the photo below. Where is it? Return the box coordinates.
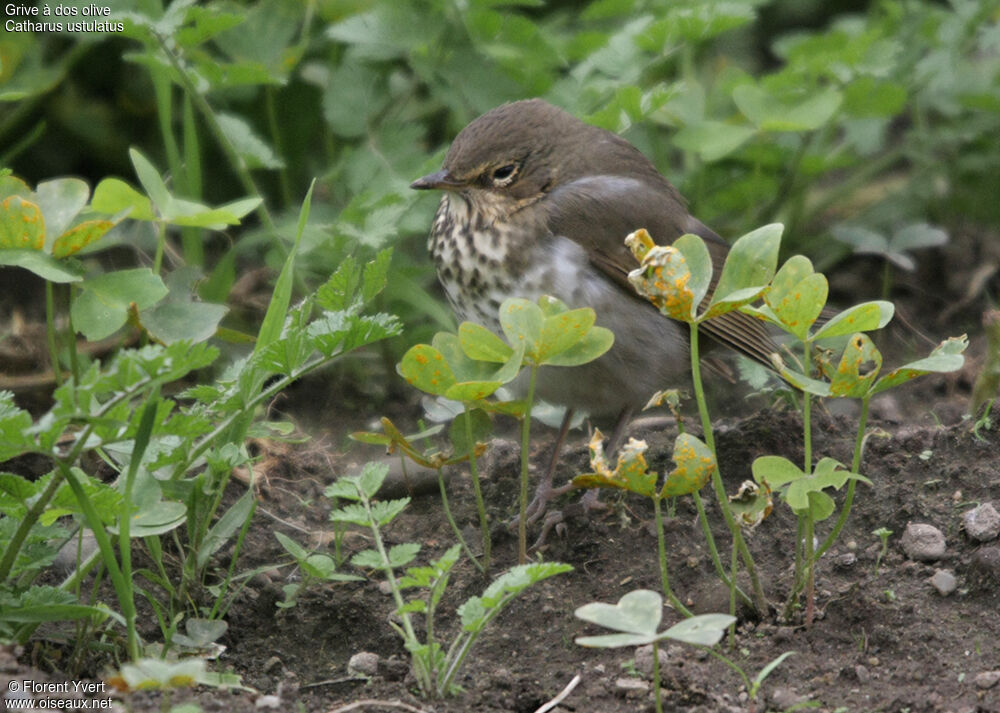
[412,98,776,420]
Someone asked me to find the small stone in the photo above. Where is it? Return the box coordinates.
[634,644,669,677]
[975,670,1000,689]
[348,652,380,677]
[963,503,1000,542]
[855,665,870,683]
[868,656,880,667]
[377,580,393,596]
[930,569,958,596]
[773,626,795,644]
[901,523,946,561]
[255,695,281,709]
[615,677,650,696]
[262,656,283,674]
[770,686,805,710]
[833,552,857,569]
[968,547,1000,596]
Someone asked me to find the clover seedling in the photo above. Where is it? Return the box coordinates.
[625,225,782,615]
[573,430,742,616]
[393,295,613,564]
[575,589,733,713]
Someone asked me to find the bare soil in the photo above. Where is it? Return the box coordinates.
[4,234,1000,713]
[7,381,1000,713]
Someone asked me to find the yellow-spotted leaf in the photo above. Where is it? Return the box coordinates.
[829,333,882,398]
[398,344,457,396]
[537,307,594,362]
[661,433,714,497]
[51,219,116,258]
[0,196,44,250]
[572,431,657,498]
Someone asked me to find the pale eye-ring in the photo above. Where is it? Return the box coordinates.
[491,163,518,185]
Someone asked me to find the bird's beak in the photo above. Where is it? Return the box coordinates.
[410,169,465,191]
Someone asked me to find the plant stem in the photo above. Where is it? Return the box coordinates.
[654,497,692,617]
[44,282,62,388]
[358,488,428,691]
[690,322,768,614]
[816,395,871,559]
[652,640,663,713]
[518,365,539,565]
[804,513,815,628]
[436,468,485,574]
[729,535,737,649]
[464,407,491,571]
[691,491,753,609]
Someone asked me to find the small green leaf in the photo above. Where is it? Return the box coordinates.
[813,301,894,340]
[71,268,169,340]
[673,233,713,313]
[129,148,172,215]
[0,248,84,283]
[459,322,514,363]
[500,298,543,360]
[870,335,967,396]
[706,223,782,318]
[660,612,735,646]
[543,326,614,366]
[0,196,44,250]
[358,461,390,498]
[91,178,155,221]
[51,220,116,258]
[762,255,828,340]
[398,344,457,396]
[387,542,421,568]
[537,307,594,362]
[574,589,662,646]
[34,178,88,240]
[275,531,308,561]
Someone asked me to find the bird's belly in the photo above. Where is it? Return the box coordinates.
[433,230,690,418]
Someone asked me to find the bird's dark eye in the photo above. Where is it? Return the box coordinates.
[491,163,518,185]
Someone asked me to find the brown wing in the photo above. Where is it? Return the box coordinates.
[543,175,777,367]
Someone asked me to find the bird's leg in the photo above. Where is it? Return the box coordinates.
[531,406,633,548]
[522,407,576,525]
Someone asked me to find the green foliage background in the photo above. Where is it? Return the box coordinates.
[3,0,999,349]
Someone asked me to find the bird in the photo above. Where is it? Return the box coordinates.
[411,98,776,531]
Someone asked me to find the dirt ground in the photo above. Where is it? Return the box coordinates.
[4,236,1000,713]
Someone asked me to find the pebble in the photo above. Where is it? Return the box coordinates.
[833,552,857,569]
[615,677,650,696]
[975,670,1000,689]
[855,665,870,683]
[901,523,946,561]
[962,502,1000,542]
[348,651,380,676]
[930,569,958,596]
[770,686,806,710]
[634,644,669,677]
[255,695,282,709]
[968,547,1000,595]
